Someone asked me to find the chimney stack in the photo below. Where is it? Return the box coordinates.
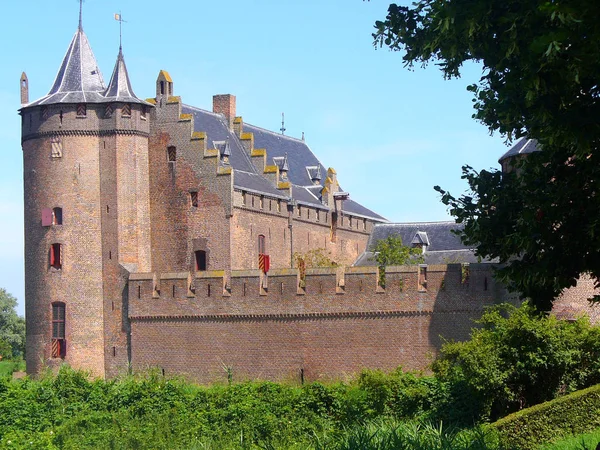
[213,94,236,130]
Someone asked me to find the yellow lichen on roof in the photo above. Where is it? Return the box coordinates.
[264,165,278,173]
[179,113,192,121]
[204,149,218,158]
[159,70,173,82]
[192,131,206,140]
[167,96,182,104]
[278,181,291,189]
[240,132,254,141]
[217,167,232,175]
[251,149,266,157]
[145,98,157,105]
[321,186,330,195]
[327,167,337,175]
[233,117,243,124]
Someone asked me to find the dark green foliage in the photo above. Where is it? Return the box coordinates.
[433,303,600,422]
[491,384,600,450]
[373,0,600,310]
[0,338,12,361]
[0,289,25,358]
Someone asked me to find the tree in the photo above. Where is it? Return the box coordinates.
[0,289,25,358]
[373,0,600,310]
[371,235,423,287]
[433,303,600,421]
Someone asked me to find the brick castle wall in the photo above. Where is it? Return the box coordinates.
[127,264,501,383]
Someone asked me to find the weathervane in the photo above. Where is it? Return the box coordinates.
[280,112,286,135]
[114,12,127,50]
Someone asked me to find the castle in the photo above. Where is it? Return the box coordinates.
[19,14,597,383]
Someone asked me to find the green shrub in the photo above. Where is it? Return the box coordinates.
[491,383,600,450]
[433,302,600,422]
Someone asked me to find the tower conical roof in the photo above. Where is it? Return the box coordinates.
[27,27,106,107]
[103,48,149,105]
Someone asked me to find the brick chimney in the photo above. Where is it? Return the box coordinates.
[213,94,236,130]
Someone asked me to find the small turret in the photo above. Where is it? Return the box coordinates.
[156,70,173,99]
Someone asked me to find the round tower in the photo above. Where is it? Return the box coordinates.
[20,18,152,377]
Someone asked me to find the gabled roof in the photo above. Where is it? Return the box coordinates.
[103,48,151,105]
[353,221,494,266]
[27,27,106,107]
[181,104,386,221]
[498,138,541,162]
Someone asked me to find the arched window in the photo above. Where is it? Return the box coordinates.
[52,207,62,225]
[258,234,266,254]
[195,250,207,271]
[51,302,66,358]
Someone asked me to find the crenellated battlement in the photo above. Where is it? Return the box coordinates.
[128,263,501,321]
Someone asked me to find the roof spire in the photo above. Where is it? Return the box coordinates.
[78,0,83,31]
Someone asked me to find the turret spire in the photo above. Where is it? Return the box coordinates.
[78,0,83,31]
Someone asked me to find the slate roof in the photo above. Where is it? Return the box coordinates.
[25,27,150,108]
[353,222,493,266]
[102,49,149,105]
[181,104,386,221]
[498,138,541,162]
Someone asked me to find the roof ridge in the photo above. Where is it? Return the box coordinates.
[245,122,304,143]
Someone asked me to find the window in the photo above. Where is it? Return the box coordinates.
[316,210,319,222]
[51,137,63,158]
[52,207,62,225]
[258,234,266,254]
[76,103,86,117]
[418,265,427,291]
[167,146,176,162]
[51,302,65,358]
[297,205,301,217]
[141,106,147,119]
[52,303,65,339]
[50,243,62,270]
[242,191,247,206]
[104,104,113,118]
[363,219,367,231]
[260,196,264,209]
[349,216,353,227]
[122,103,131,117]
[190,191,198,207]
[277,200,281,213]
[160,81,165,95]
[195,250,207,271]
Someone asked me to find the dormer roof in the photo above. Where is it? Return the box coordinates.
[27,27,106,107]
[103,48,151,105]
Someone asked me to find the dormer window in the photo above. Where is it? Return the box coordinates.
[76,104,86,117]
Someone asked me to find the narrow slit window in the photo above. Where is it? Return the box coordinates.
[258,234,266,254]
[195,250,207,271]
[167,146,177,162]
[242,191,247,206]
[418,265,427,291]
[50,243,62,270]
[190,191,198,207]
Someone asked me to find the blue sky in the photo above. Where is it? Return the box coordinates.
[0,0,510,315]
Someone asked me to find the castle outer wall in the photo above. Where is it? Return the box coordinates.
[128,264,502,383]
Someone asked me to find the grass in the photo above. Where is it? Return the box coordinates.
[538,428,600,450]
[0,359,24,377]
